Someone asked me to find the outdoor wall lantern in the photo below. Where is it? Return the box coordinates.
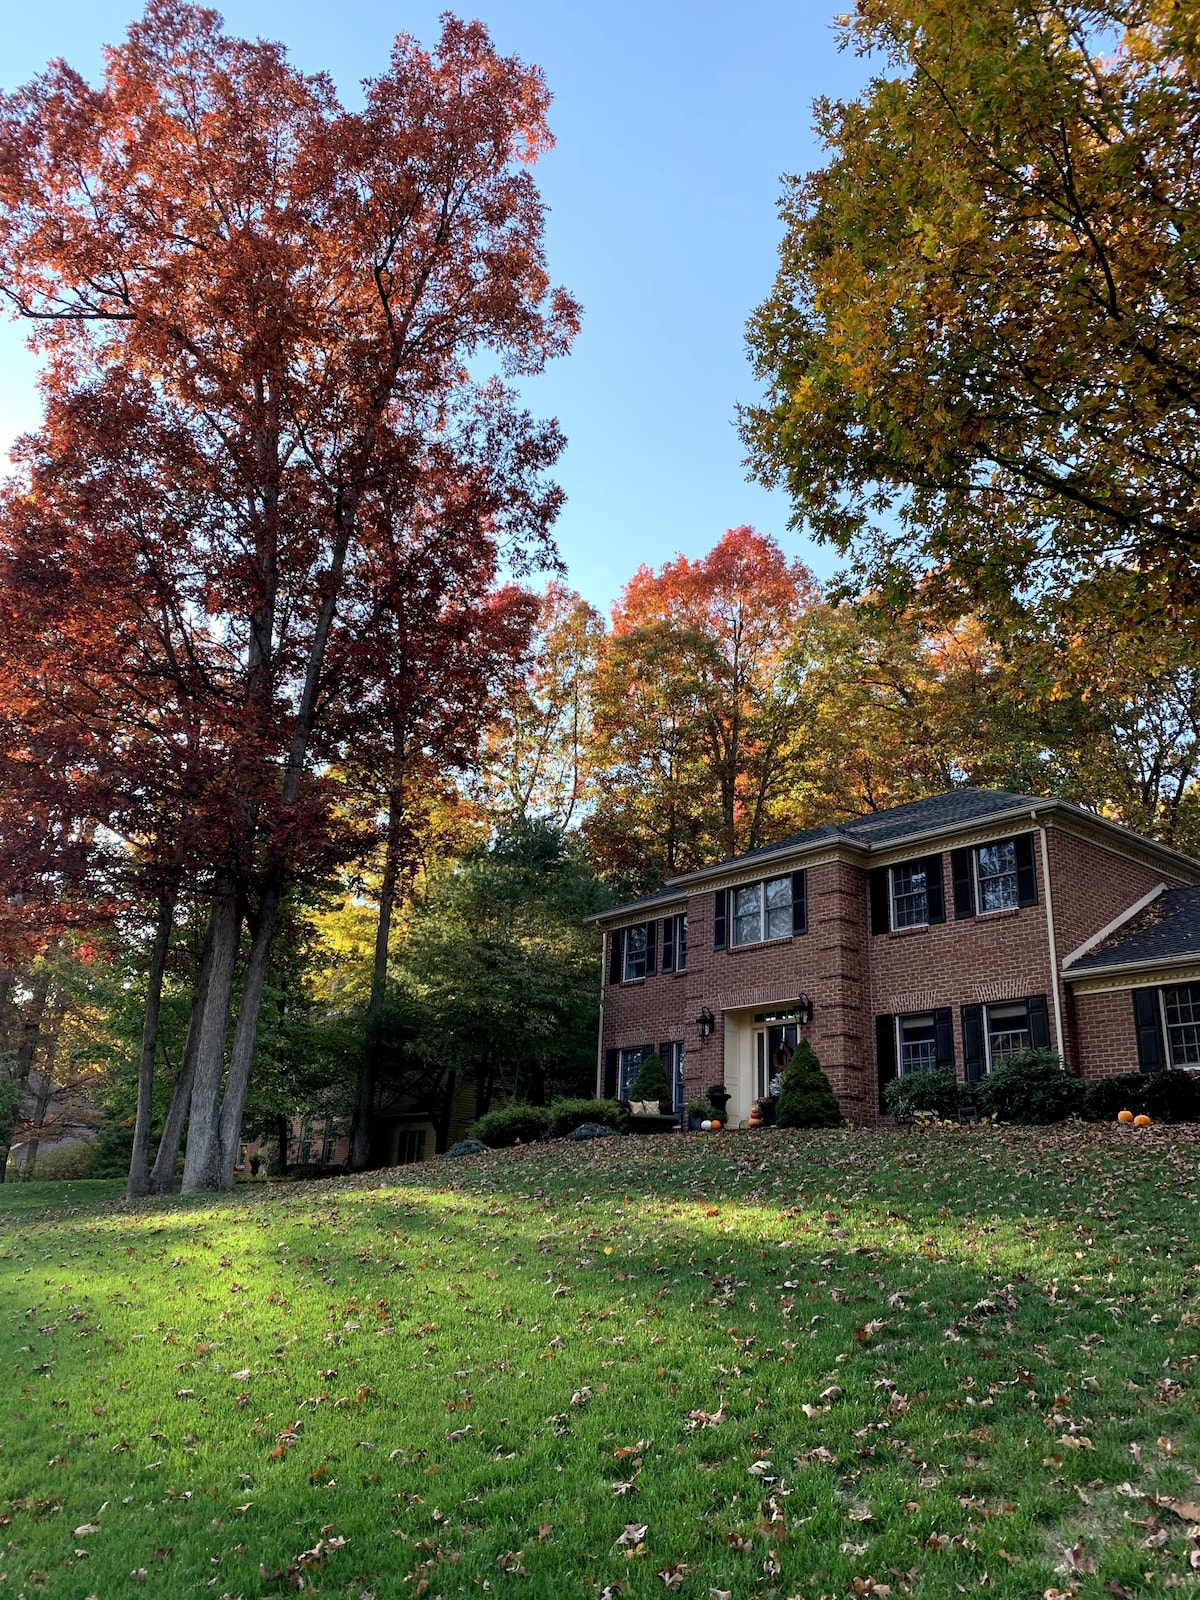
[795,993,815,1028]
[695,1007,716,1040]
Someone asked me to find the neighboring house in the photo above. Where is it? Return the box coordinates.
[588,789,1200,1125]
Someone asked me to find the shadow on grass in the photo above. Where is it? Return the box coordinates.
[0,1126,1197,1598]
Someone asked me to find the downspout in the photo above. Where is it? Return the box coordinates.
[596,931,607,1097]
[1037,819,1065,1058]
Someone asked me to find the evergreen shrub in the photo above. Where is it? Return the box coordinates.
[1083,1069,1200,1123]
[548,1098,623,1136]
[473,1104,553,1148]
[979,1049,1081,1124]
[630,1053,670,1105]
[883,1068,961,1121]
[775,1039,843,1128]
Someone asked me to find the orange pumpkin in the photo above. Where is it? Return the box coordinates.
[1117,1109,1135,1124]
[710,1119,722,1131]
[1134,1113,1152,1127]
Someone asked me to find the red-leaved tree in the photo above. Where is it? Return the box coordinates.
[0,4,577,1190]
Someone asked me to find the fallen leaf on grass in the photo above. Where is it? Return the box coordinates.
[73,1524,101,1536]
[497,1550,528,1576]
[1062,1542,1096,1574]
[685,1402,727,1430]
[1156,1497,1200,1522]
[616,1523,649,1547]
[658,1565,686,1589]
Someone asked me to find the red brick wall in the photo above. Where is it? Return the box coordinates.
[598,819,1195,1123]
[1047,828,1183,963]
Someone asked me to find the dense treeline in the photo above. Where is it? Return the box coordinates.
[2,0,1199,1186]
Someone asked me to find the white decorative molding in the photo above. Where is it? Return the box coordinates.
[1070,961,1200,996]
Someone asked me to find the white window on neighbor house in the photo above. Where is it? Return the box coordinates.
[976,839,1020,912]
[897,1013,938,1074]
[1162,983,1200,1067]
[623,923,648,981]
[731,875,793,946]
[890,862,930,929]
[985,1000,1031,1067]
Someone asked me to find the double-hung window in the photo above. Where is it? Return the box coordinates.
[976,841,1020,912]
[870,855,944,933]
[622,923,649,981]
[951,834,1038,918]
[1163,983,1200,1067]
[898,1013,939,1073]
[891,862,929,929]
[732,875,794,946]
[985,1001,1032,1065]
[714,871,806,950]
[661,913,687,973]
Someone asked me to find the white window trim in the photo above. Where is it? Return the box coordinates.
[622,923,648,983]
[1159,983,1200,1070]
[895,1012,939,1075]
[889,863,930,931]
[730,877,793,948]
[982,999,1032,1072]
[973,839,1021,917]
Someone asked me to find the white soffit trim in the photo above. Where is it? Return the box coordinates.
[1060,882,1167,971]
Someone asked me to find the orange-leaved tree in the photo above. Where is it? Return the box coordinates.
[586,527,818,889]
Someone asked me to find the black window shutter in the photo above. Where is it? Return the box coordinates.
[713,889,727,950]
[1015,833,1039,907]
[962,1004,984,1081]
[934,1006,955,1069]
[869,867,890,935]
[608,929,624,985]
[1027,993,1051,1050]
[791,870,807,935]
[661,916,675,974]
[645,920,657,976]
[603,1048,619,1099]
[925,854,945,924]
[1133,988,1165,1071]
[876,1014,897,1112]
[951,848,975,919]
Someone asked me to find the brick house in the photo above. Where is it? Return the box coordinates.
[588,788,1200,1125]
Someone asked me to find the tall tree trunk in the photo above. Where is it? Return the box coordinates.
[196,520,353,1193]
[435,1068,457,1154]
[0,965,53,1183]
[350,768,405,1171]
[276,1112,289,1175]
[180,883,241,1192]
[127,889,176,1199]
[19,1001,63,1180]
[148,910,217,1195]
[214,873,283,1190]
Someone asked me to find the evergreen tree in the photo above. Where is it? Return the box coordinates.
[775,1039,842,1128]
[630,1052,669,1106]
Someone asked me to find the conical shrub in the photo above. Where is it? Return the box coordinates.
[630,1053,670,1104]
[775,1038,842,1128]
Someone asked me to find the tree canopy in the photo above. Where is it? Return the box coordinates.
[744,0,1200,629]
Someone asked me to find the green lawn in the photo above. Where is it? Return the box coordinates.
[1,1125,1198,1599]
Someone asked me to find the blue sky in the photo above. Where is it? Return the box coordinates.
[0,1,874,613]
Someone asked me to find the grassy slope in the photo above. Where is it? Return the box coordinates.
[0,1126,1198,1600]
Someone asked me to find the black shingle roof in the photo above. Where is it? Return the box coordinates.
[698,788,1042,866]
[1066,884,1200,973]
[592,788,1049,922]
